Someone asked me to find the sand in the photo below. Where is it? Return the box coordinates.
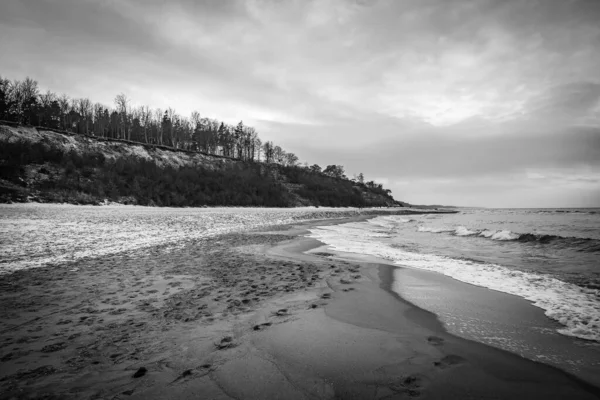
[0,217,598,399]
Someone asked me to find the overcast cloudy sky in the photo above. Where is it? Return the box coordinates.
[1,0,599,207]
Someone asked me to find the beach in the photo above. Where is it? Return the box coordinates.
[1,213,598,399]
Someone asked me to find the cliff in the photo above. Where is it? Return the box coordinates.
[0,123,401,207]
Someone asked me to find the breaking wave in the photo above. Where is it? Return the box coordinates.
[417,226,454,233]
[309,223,600,342]
[417,225,600,253]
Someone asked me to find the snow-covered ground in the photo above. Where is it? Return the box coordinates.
[0,204,375,274]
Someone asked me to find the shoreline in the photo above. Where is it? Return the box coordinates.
[378,264,600,394]
[264,228,600,398]
[0,216,598,399]
[305,217,600,387]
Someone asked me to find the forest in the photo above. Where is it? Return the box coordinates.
[0,74,399,207]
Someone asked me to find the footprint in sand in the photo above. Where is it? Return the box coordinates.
[433,354,466,369]
[427,336,444,346]
[253,322,272,331]
[215,336,236,350]
[390,375,423,397]
[170,364,213,385]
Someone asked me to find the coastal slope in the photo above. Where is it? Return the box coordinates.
[0,122,399,207]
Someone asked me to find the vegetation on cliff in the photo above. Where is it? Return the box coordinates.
[0,124,400,207]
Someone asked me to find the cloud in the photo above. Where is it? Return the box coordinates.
[1,0,599,206]
[521,82,600,123]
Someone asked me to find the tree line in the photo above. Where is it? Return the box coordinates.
[0,75,299,164]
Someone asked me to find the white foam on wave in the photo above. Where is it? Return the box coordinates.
[478,229,520,240]
[417,226,454,233]
[479,229,496,238]
[490,230,520,241]
[367,215,401,230]
[454,226,479,236]
[420,225,524,242]
[308,221,600,342]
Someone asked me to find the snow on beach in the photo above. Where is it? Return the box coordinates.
[0,204,381,274]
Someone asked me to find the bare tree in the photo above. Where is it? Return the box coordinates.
[153,108,163,144]
[166,107,176,146]
[93,103,106,136]
[263,141,274,163]
[58,94,70,130]
[273,145,285,164]
[114,93,130,139]
[77,98,93,134]
[254,137,262,162]
[139,105,152,143]
[38,90,57,127]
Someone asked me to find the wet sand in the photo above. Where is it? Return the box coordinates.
[0,217,599,399]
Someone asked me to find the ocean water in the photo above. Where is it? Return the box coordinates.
[308,208,600,343]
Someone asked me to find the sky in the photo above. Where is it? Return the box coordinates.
[1,0,599,207]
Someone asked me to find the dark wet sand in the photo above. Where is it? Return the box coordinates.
[0,217,599,399]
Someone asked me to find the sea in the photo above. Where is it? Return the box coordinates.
[308,208,600,380]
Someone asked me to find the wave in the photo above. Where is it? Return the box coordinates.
[308,223,600,342]
[417,226,454,233]
[417,225,600,253]
[454,226,479,236]
[479,229,520,240]
[534,209,599,215]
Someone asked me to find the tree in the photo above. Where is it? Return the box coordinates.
[357,172,364,184]
[139,105,152,143]
[309,164,322,173]
[323,165,345,179]
[165,107,176,146]
[77,98,92,134]
[273,145,285,164]
[11,77,40,125]
[58,94,70,130]
[0,76,13,121]
[284,152,299,167]
[93,103,107,136]
[263,141,274,163]
[234,121,245,159]
[154,108,163,144]
[37,90,57,127]
[161,109,172,146]
[254,137,262,162]
[114,93,130,139]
